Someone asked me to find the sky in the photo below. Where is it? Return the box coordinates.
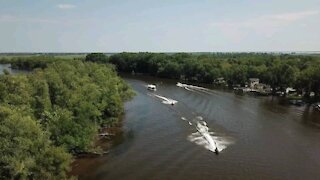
[0,0,319,52]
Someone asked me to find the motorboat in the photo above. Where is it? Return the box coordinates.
[147,84,157,91]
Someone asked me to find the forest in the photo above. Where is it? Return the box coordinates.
[102,52,320,100]
[0,60,134,179]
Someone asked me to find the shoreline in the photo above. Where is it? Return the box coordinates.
[69,123,124,178]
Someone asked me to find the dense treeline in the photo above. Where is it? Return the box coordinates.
[101,52,320,99]
[2,53,319,98]
[0,60,134,179]
[0,56,73,70]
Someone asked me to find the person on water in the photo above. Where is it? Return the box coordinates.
[214,142,219,155]
[215,147,219,154]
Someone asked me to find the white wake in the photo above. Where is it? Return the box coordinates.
[186,116,233,153]
[176,82,214,95]
[153,94,178,105]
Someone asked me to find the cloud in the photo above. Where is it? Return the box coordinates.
[211,10,319,41]
[0,15,17,22]
[57,4,76,9]
[266,10,319,22]
[0,14,60,24]
[0,14,95,26]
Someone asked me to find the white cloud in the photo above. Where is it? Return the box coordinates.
[57,4,76,9]
[0,14,95,26]
[0,15,18,22]
[212,10,319,41]
[0,14,61,24]
[266,10,319,22]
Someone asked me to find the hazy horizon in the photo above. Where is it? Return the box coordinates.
[1,51,320,54]
[1,0,319,52]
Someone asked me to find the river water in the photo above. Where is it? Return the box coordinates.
[0,64,28,75]
[74,75,320,180]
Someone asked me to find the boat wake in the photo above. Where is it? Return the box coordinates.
[152,94,178,105]
[177,82,209,90]
[176,82,214,95]
[186,116,233,153]
[146,85,232,154]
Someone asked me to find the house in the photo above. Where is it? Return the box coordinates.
[254,83,272,94]
[249,78,259,88]
[310,92,315,97]
[214,77,226,85]
[286,87,296,95]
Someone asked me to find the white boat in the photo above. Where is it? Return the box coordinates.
[147,84,157,91]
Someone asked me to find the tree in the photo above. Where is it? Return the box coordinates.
[85,53,108,63]
[0,59,135,179]
[0,106,71,179]
[3,69,10,75]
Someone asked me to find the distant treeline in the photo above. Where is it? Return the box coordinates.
[0,60,134,179]
[0,56,77,69]
[86,52,319,99]
[1,53,320,99]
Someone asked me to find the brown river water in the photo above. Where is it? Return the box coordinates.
[73,75,320,180]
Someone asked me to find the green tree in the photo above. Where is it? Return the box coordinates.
[85,53,108,63]
[0,106,71,179]
[0,59,135,179]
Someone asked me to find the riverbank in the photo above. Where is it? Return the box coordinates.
[108,52,320,101]
[69,123,124,178]
[122,73,319,108]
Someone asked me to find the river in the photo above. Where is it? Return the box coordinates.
[74,75,320,179]
[0,64,29,75]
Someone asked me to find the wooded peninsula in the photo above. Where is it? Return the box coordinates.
[0,59,134,179]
